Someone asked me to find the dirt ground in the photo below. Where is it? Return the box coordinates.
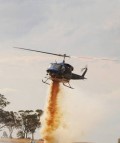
[0,138,43,143]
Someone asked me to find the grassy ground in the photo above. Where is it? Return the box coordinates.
[0,138,43,143]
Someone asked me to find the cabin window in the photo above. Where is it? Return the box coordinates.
[48,63,62,70]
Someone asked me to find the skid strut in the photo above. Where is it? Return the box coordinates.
[42,78,50,85]
[63,82,74,89]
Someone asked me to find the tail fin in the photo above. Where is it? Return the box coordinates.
[81,66,88,79]
[71,66,88,80]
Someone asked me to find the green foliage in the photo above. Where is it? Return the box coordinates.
[0,94,10,109]
[0,94,10,130]
[17,130,24,138]
[36,109,43,120]
[3,111,21,138]
[18,109,43,139]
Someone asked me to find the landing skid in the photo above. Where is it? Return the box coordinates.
[42,77,74,89]
[63,83,74,89]
[42,78,50,85]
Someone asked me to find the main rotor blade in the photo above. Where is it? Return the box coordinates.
[14,47,70,58]
[14,47,119,62]
[71,56,119,62]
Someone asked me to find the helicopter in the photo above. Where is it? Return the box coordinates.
[14,47,88,89]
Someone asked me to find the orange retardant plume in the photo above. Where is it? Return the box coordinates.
[41,81,62,143]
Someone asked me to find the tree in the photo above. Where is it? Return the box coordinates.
[0,109,6,129]
[0,94,10,130]
[18,110,34,138]
[2,131,8,138]
[27,113,41,140]
[17,130,24,138]
[0,94,10,109]
[36,109,43,120]
[18,110,43,139]
[4,111,21,138]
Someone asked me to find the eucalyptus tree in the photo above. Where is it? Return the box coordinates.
[36,109,43,120]
[18,110,43,139]
[4,111,21,138]
[0,94,10,109]
[0,94,10,130]
[18,110,34,138]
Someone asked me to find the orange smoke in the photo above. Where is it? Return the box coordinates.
[41,81,62,143]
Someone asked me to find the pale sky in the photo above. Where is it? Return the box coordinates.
[0,0,120,143]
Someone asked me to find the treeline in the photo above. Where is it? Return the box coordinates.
[0,94,43,140]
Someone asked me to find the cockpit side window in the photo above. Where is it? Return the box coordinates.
[48,63,62,70]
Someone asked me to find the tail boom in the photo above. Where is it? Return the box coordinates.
[71,67,87,80]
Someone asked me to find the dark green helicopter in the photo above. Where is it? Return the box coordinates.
[14,47,87,89]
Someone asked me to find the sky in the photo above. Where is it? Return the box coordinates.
[0,0,120,143]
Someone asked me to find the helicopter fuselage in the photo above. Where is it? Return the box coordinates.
[46,62,73,83]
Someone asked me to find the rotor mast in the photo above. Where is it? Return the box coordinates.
[63,54,67,63]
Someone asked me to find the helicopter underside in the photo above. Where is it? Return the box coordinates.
[46,73,70,83]
[42,74,73,89]
[50,76,69,83]
[47,69,71,81]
